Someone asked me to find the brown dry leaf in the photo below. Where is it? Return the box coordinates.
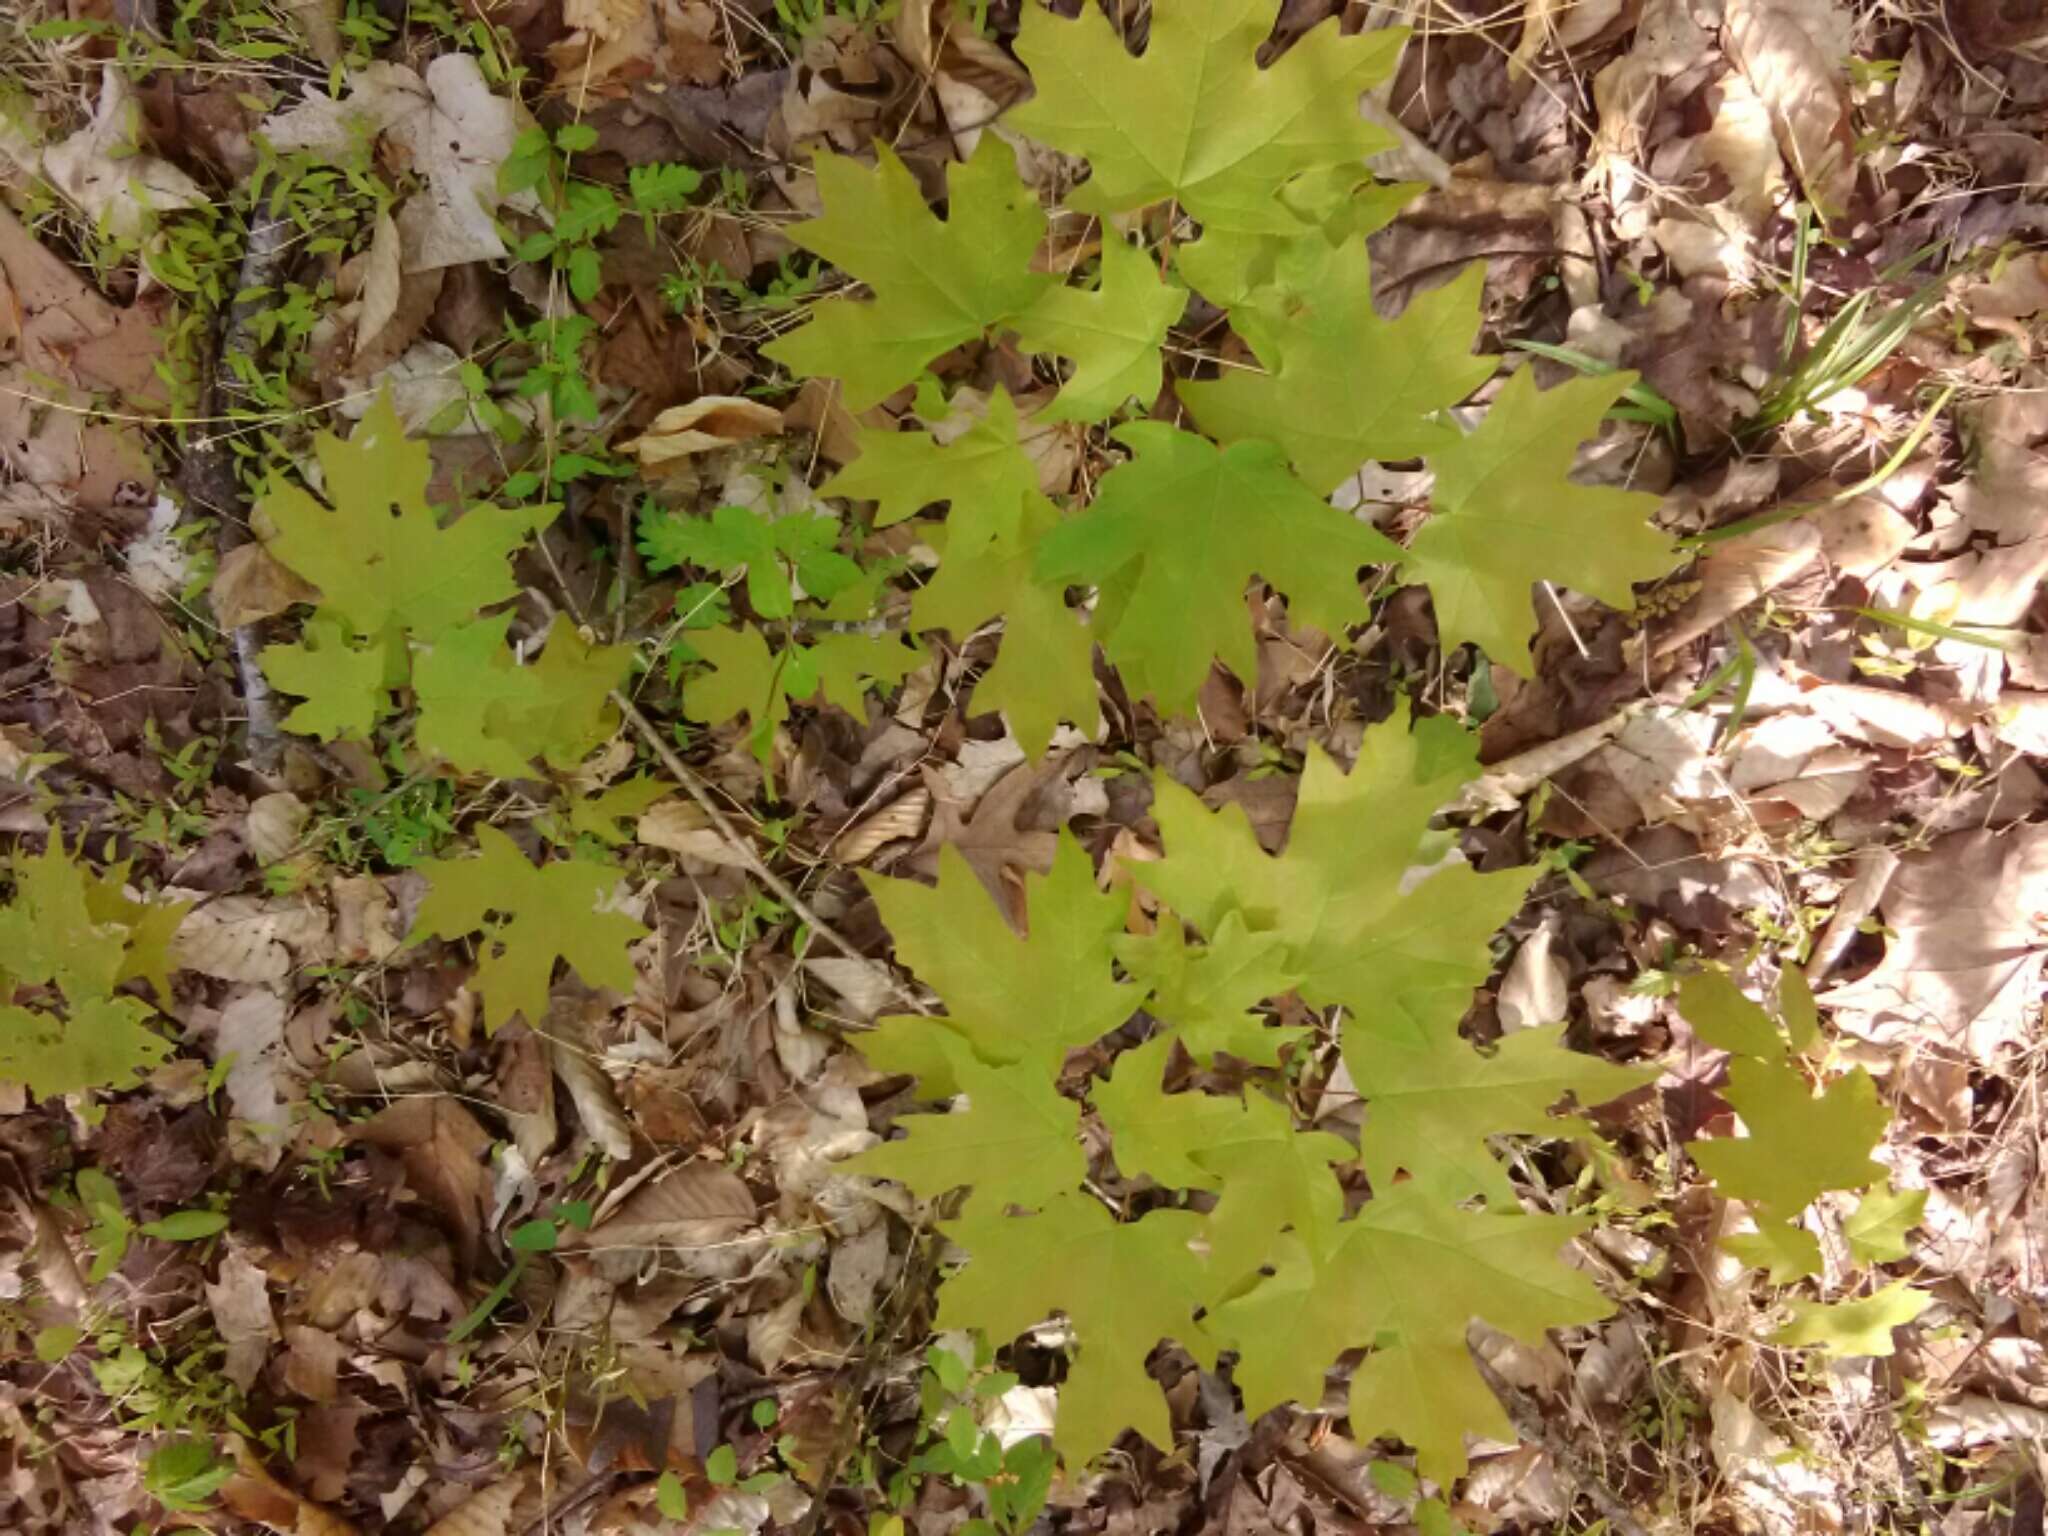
[910,758,1064,927]
[1721,0,1857,221]
[211,543,321,629]
[1823,824,2048,1058]
[829,787,930,864]
[548,1006,636,1163]
[546,0,726,108]
[422,1474,526,1536]
[351,209,447,375]
[42,67,206,240]
[1512,0,1626,77]
[637,799,755,868]
[205,1247,279,1392]
[1650,523,1821,658]
[279,0,343,64]
[175,895,334,984]
[202,989,295,1171]
[352,1098,495,1270]
[1787,671,1959,750]
[222,1438,366,1536]
[246,792,309,864]
[282,1323,344,1402]
[495,1024,558,1165]
[569,1162,756,1266]
[620,396,784,470]
[331,875,402,963]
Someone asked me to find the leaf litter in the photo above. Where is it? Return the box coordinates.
[1,2,2047,1535]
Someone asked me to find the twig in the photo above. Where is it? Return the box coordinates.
[181,214,293,776]
[612,689,929,1016]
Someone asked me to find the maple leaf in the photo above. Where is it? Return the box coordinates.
[1010,238,1188,423]
[82,863,190,1004]
[1178,250,1494,495]
[414,614,631,779]
[409,825,646,1032]
[763,139,1052,410]
[1841,1180,1926,1266]
[687,625,922,766]
[1139,708,1533,1024]
[568,776,671,847]
[1402,367,1676,674]
[848,1032,1086,1214]
[1770,1280,1930,1359]
[1009,0,1403,276]
[1343,1012,1653,1207]
[938,1194,1214,1465]
[260,618,392,741]
[0,995,168,1102]
[637,502,860,620]
[257,393,551,651]
[1036,423,1400,713]
[0,837,135,1000]
[856,834,1137,1085]
[821,389,1039,551]
[1095,1037,1350,1284]
[1212,1184,1611,1483]
[1678,969,1791,1060]
[911,494,1100,756]
[1111,912,1302,1065]
[1688,1058,1887,1222]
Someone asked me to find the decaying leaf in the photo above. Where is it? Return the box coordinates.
[621,397,784,469]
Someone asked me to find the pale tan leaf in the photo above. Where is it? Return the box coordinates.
[204,1247,278,1392]
[1722,0,1857,219]
[246,793,309,865]
[422,1475,526,1536]
[621,396,784,469]
[175,895,333,983]
[569,1161,757,1254]
[212,543,320,628]
[1651,523,1821,658]
[636,799,756,869]
[829,787,930,864]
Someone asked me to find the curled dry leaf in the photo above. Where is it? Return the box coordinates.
[205,1247,279,1392]
[212,543,322,630]
[1824,823,2048,1058]
[548,994,635,1162]
[637,799,757,869]
[829,786,931,863]
[42,67,206,240]
[351,1098,495,1270]
[421,1474,526,1536]
[1721,0,1857,220]
[620,396,786,470]
[222,1437,366,1536]
[246,792,310,865]
[1650,523,1821,658]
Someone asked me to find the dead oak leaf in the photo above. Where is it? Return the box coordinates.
[1823,824,2048,1059]
[351,1097,494,1271]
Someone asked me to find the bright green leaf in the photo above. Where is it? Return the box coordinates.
[911,493,1099,756]
[1343,1012,1653,1208]
[0,996,168,1102]
[1721,1223,1824,1282]
[257,393,552,651]
[822,388,1039,552]
[858,834,1136,1081]
[139,1209,230,1241]
[1841,1180,1926,1267]
[1689,1059,1887,1223]
[1010,0,1402,272]
[1677,970,1787,1061]
[259,618,392,741]
[849,1033,1086,1215]
[569,776,672,847]
[1112,911,1301,1065]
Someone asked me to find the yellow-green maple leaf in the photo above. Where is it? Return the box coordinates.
[849,1032,1085,1215]
[1178,250,1494,495]
[1212,1185,1611,1483]
[257,394,552,651]
[939,1194,1214,1465]
[1139,706,1533,1025]
[763,139,1051,411]
[1112,911,1301,1065]
[1010,0,1403,293]
[1689,1059,1887,1222]
[821,388,1039,552]
[1010,237,1188,423]
[1035,423,1401,713]
[910,494,1100,757]
[856,834,1137,1088]
[259,618,391,741]
[1771,1280,1930,1359]
[409,825,646,1032]
[1402,367,1676,674]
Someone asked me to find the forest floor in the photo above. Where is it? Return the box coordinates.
[2,1,2048,1534]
